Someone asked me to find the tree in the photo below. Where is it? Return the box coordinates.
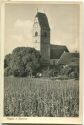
[4,54,12,68]
[4,67,12,76]
[4,47,41,77]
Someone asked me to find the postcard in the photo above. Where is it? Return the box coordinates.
[0,0,83,124]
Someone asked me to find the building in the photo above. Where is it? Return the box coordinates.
[58,52,79,66]
[50,45,69,65]
[33,11,79,66]
[33,12,50,64]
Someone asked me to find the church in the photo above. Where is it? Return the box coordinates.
[33,11,78,66]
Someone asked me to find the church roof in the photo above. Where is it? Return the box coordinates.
[50,44,69,59]
[57,52,79,65]
[36,12,50,30]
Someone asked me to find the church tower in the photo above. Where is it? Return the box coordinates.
[33,11,50,64]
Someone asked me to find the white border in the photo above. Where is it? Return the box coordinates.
[0,1,83,124]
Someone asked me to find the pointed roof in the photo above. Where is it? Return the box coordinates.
[35,12,50,30]
[50,44,69,59]
[58,52,79,65]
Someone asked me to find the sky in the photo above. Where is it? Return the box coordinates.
[5,3,80,55]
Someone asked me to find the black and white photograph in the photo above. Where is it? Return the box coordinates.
[3,2,80,118]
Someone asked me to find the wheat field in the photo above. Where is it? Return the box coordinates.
[4,76,79,117]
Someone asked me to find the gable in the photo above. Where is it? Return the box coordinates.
[58,52,79,65]
[50,44,69,59]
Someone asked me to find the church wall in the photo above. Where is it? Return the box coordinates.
[50,59,59,65]
[33,13,50,64]
[33,22,41,50]
[33,35,41,50]
[40,29,50,63]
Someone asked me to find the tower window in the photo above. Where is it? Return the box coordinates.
[35,31,38,36]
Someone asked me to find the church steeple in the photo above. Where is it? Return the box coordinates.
[35,12,50,30]
[33,11,50,64]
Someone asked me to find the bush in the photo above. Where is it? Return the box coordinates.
[60,65,79,79]
[4,47,41,77]
[13,69,27,77]
[4,54,12,68]
[4,67,12,76]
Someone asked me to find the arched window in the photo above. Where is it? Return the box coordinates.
[35,31,38,36]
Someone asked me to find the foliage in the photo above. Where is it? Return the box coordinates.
[4,77,79,117]
[4,54,12,68]
[4,67,12,76]
[4,47,79,79]
[60,65,79,78]
[4,47,41,77]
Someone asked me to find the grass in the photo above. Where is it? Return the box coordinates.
[4,76,79,117]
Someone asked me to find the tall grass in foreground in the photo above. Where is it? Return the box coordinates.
[4,77,79,117]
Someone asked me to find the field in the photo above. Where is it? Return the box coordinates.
[4,76,79,117]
